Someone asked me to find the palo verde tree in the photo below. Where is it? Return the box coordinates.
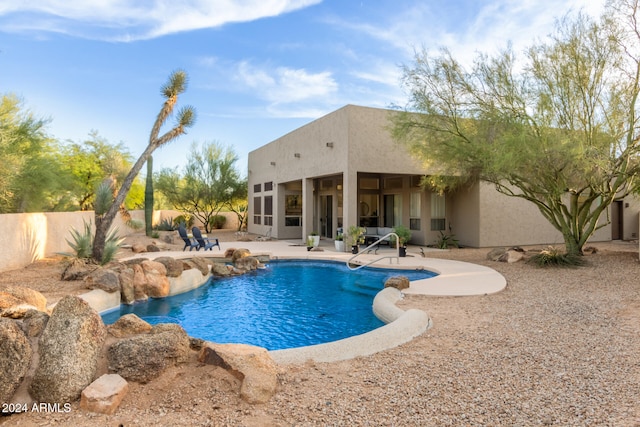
[0,94,66,213]
[92,70,196,262]
[59,131,138,211]
[155,141,247,233]
[392,0,640,257]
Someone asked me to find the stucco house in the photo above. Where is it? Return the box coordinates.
[247,104,639,248]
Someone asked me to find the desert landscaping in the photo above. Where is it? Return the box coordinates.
[1,231,639,426]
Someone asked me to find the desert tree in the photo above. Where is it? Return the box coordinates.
[155,141,246,233]
[392,0,640,256]
[0,94,67,213]
[92,70,196,262]
[58,131,141,211]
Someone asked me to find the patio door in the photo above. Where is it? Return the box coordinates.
[384,194,402,228]
[320,195,333,238]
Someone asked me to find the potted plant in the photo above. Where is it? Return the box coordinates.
[307,231,320,248]
[346,225,366,254]
[306,236,314,251]
[334,232,345,252]
[392,224,411,257]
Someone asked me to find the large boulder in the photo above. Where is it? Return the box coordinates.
[0,292,34,319]
[210,263,233,277]
[132,264,148,301]
[199,342,278,404]
[0,319,32,403]
[0,287,48,319]
[234,256,260,272]
[2,286,47,312]
[118,267,135,305]
[107,323,191,383]
[84,268,120,293]
[60,258,94,281]
[141,260,170,298]
[107,314,152,338]
[185,257,210,276]
[231,249,251,263]
[154,257,183,278]
[29,296,107,403]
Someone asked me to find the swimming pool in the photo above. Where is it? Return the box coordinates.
[101,260,436,350]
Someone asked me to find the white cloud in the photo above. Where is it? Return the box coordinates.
[0,0,322,41]
[330,0,607,67]
[235,61,338,105]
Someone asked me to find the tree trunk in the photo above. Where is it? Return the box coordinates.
[145,156,154,236]
[562,231,584,257]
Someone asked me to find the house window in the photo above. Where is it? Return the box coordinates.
[410,192,421,230]
[264,196,273,226]
[384,177,403,190]
[320,179,333,191]
[430,193,445,231]
[285,194,302,227]
[253,196,261,225]
[254,183,261,193]
[360,177,379,190]
[264,181,273,191]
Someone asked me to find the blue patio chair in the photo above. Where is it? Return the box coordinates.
[178,225,199,251]
[192,227,221,251]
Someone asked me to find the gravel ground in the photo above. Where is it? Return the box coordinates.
[2,239,639,426]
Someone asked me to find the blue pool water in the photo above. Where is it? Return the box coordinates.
[101,260,436,350]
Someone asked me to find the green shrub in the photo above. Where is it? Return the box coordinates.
[434,231,459,249]
[209,215,227,230]
[173,214,194,228]
[527,246,587,268]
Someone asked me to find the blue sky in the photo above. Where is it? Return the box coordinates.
[0,0,605,174]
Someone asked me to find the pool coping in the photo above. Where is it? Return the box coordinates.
[85,240,507,364]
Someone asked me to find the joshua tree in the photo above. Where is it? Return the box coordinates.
[92,69,196,262]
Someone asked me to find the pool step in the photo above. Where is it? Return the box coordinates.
[341,280,382,297]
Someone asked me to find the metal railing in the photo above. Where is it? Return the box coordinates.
[346,232,400,271]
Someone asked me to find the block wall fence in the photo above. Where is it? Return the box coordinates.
[0,210,239,273]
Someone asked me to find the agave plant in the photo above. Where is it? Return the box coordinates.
[62,221,94,260]
[61,220,123,265]
[527,246,586,268]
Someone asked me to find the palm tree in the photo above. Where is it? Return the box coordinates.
[92,70,196,262]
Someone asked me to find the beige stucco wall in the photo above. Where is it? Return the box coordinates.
[620,198,640,240]
[474,182,612,247]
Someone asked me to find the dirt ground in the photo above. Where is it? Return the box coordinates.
[1,233,639,426]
